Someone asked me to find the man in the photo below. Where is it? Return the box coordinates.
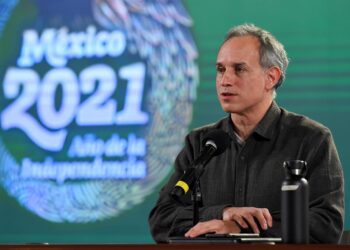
[148,23,344,243]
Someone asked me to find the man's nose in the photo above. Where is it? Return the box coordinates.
[220,71,235,86]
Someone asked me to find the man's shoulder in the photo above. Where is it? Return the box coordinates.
[280,107,331,137]
[189,116,229,137]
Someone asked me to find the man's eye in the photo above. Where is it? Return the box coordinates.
[216,66,225,73]
[235,66,246,73]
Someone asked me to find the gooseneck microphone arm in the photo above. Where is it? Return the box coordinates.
[170,129,230,226]
[170,140,217,199]
[191,142,217,226]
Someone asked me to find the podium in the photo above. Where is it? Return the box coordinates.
[0,244,350,250]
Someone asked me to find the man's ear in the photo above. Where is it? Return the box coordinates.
[265,66,282,90]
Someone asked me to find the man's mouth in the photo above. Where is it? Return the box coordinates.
[220,91,237,97]
[221,92,234,96]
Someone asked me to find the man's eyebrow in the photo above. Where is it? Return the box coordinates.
[232,62,247,67]
[215,62,247,67]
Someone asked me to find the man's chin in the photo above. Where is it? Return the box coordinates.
[221,105,240,114]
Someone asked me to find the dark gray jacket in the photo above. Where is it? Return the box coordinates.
[149,102,344,243]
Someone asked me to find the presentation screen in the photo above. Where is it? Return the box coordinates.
[0,0,349,243]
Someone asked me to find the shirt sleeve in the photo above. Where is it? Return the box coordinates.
[262,129,344,243]
[148,132,230,243]
[306,130,344,243]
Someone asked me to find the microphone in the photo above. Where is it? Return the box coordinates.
[171,129,230,199]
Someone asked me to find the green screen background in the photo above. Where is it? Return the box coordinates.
[0,0,349,244]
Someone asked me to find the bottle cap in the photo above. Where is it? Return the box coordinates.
[283,160,307,177]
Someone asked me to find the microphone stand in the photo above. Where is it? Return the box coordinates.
[192,165,204,226]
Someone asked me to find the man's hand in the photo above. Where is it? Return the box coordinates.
[223,207,273,233]
[185,219,240,238]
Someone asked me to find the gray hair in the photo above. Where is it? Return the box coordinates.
[224,23,289,88]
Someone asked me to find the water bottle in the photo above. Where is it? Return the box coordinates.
[281,160,309,243]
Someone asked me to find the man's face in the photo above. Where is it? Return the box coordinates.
[216,35,272,115]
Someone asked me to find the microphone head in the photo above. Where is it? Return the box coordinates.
[202,129,230,155]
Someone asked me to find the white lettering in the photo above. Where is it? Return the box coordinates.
[1,68,67,151]
[20,157,147,184]
[67,133,145,158]
[17,26,126,67]
[1,63,148,151]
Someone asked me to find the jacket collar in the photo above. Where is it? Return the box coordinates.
[224,101,281,141]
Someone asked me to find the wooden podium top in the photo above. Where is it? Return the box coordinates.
[0,244,349,250]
